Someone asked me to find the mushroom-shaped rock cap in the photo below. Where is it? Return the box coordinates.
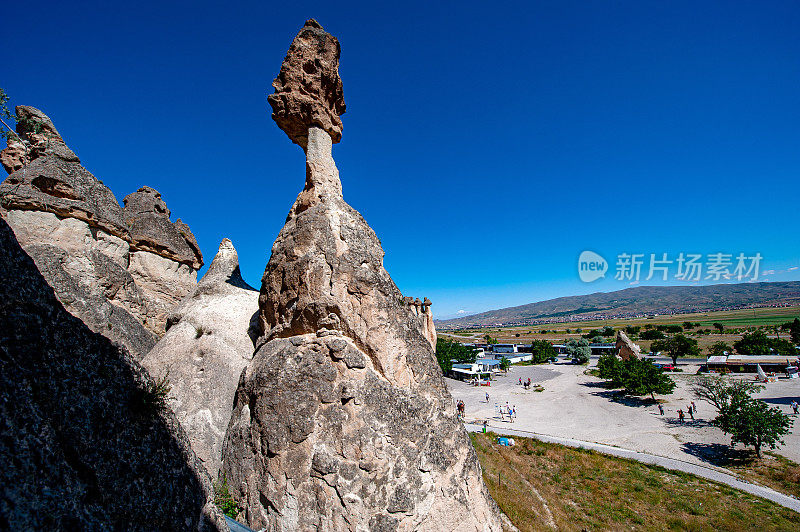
[268,19,346,148]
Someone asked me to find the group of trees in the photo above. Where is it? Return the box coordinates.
[782,317,800,344]
[435,337,478,374]
[692,377,792,457]
[596,354,676,400]
[640,329,665,340]
[581,325,615,340]
[733,330,796,356]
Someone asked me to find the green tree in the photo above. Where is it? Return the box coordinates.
[596,353,622,384]
[787,318,800,344]
[651,334,700,365]
[565,338,590,364]
[734,330,773,356]
[214,475,240,519]
[596,355,675,400]
[435,337,478,374]
[619,358,676,400]
[692,377,792,458]
[499,357,511,372]
[720,399,792,458]
[625,325,641,335]
[640,329,665,340]
[713,322,725,333]
[529,339,557,364]
[707,341,731,358]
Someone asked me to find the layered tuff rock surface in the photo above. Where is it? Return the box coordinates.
[143,239,259,478]
[222,106,500,531]
[268,19,346,148]
[616,330,642,360]
[0,217,225,531]
[0,106,202,355]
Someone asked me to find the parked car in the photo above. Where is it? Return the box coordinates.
[546,357,558,363]
[661,364,677,372]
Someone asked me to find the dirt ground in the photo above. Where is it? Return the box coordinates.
[447,362,800,468]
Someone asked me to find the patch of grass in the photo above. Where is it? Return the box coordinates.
[130,372,171,416]
[471,432,798,531]
[728,452,800,500]
[214,475,240,519]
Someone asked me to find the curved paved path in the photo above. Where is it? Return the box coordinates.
[465,422,800,514]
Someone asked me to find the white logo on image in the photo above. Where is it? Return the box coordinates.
[578,251,607,282]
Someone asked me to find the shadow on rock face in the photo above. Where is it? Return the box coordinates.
[0,218,224,530]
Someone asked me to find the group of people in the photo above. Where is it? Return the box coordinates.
[498,402,516,422]
[518,377,534,390]
[657,401,698,422]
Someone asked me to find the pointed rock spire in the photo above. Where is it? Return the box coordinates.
[143,239,259,478]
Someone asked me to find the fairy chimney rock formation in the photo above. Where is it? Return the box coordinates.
[0,105,203,356]
[616,330,642,360]
[142,239,259,478]
[267,19,346,148]
[222,21,500,531]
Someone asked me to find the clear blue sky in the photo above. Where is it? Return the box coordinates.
[5,1,800,319]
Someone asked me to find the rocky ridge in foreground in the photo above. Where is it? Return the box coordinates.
[0,216,225,530]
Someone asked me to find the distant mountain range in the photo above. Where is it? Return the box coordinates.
[435,281,800,329]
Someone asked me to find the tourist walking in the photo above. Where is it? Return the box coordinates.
[791,401,798,415]
[691,401,697,414]
[678,409,685,423]
[485,392,490,403]
[483,420,488,433]
[687,405,694,420]
[658,404,664,416]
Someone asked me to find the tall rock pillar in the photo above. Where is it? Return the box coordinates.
[221,19,501,531]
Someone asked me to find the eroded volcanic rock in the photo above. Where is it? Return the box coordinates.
[143,239,259,478]
[267,19,346,147]
[222,22,500,530]
[0,106,203,352]
[123,186,203,269]
[0,217,225,530]
[616,330,642,360]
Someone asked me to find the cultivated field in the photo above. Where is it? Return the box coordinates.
[439,305,800,354]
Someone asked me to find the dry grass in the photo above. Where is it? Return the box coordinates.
[724,451,800,501]
[471,431,799,531]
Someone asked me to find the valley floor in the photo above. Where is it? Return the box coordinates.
[447,362,800,471]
